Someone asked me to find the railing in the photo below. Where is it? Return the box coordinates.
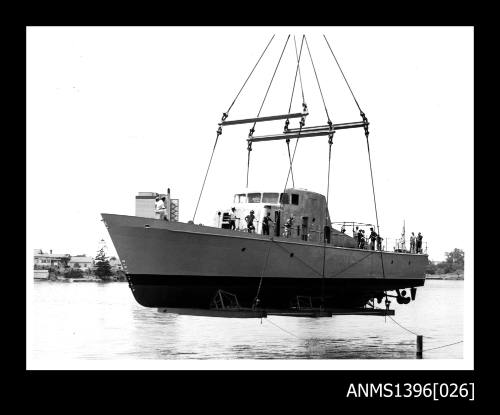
[219,218,428,254]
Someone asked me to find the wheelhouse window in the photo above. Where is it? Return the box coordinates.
[247,193,262,203]
[234,193,247,203]
[291,193,299,205]
[280,193,289,204]
[262,192,279,203]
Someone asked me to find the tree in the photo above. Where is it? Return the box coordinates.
[94,247,113,280]
[65,268,83,279]
[445,248,464,270]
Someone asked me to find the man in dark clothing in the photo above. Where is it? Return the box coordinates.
[369,227,378,250]
[262,212,273,235]
[416,232,423,253]
[245,210,256,233]
[357,228,363,248]
[376,235,383,251]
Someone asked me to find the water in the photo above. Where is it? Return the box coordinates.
[31,279,463,360]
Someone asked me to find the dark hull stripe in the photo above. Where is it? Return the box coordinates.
[128,274,425,309]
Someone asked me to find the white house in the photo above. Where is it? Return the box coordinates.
[68,255,94,270]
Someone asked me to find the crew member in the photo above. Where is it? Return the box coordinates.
[357,228,363,248]
[416,232,423,253]
[245,210,256,233]
[154,197,161,219]
[160,196,168,221]
[410,232,416,253]
[262,212,273,235]
[359,230,366,249]
[229,207,238,230]
[284,215,294,238]
[369,227,378,250]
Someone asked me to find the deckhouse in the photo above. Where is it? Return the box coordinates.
[214,188,356,248]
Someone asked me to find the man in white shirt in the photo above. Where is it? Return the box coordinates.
[155,197,166,220]
[154,197,161,219]
[229,207,238,230]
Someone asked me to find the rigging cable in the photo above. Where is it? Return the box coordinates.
[253,242,272,309]
[304,35,335,307]
[323,35,363,114]
[304,36,331,124]
[192,35,275,222]
[246,35,290,188]
[283,35,307,192]
[283,35,306,189]
[323,34,387,287]
[321,132,334,307]
[225,34,276,118]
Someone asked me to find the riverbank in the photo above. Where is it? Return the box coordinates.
[426,272,464,280]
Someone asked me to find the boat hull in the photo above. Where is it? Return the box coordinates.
[102,214,427,309]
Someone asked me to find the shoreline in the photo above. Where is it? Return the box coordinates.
[425,273,463,280]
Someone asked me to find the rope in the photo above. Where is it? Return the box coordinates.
[283,35,305,190]
[225,34,275,116]
[323,34,363,114]
[254,243,272,307]
[247,35,290,188]
[387,315,464,354]
[286,35,305,114]
[294,35,306,106]
[192,131,221,222]
[304,36,330,123]
[253,35,290,128]
[423,340,463,352]
[286,140,295,188]
[266,318,301,339]
[321,136,334,306]
[387,315,420,336]
[193,35,275,220]
[286,35,307,174]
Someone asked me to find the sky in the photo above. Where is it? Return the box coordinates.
[27,26,473,262]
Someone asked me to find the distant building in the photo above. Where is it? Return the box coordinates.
[135,192,158,218]
[68,255,94,270]
[135,189,179,221]
[34,249,70,270]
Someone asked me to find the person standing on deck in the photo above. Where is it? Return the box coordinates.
[154,197,163,220]
[229,207,238,230]
[416,232,423,253]
[158,197,167,221]
[284,215,294,238]
[245,210,256,233]
[262,212,273,235]
[410,232,416,253]
[369,227,378,250]
[359,230,366,249]
[376,235,383,251]
[357,228,363,248]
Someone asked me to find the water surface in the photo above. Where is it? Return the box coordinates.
[31,279,463,360]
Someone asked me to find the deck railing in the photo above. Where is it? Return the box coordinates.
[221,219,428,254]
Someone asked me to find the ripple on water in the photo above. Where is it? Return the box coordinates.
[31,280,464,360]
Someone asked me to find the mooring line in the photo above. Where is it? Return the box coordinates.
[387,315,420,336]
[265,318,302,339]
[423,340,464,352]
[387,315,464,354]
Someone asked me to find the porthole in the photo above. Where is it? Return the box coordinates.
[391,260,394,264]
[241,247,246,252]
[290,253,294,257]
[408,261,411,265]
